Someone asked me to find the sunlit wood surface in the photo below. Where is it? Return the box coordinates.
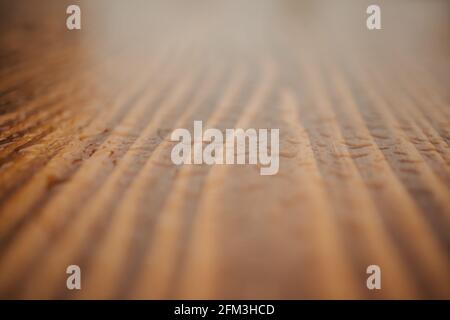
[0,0,449,299]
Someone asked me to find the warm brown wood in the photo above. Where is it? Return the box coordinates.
[0,0,449,299]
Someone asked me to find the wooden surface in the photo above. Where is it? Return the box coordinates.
[0,0,449,299]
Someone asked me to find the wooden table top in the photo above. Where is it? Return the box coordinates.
[0,0,449,299]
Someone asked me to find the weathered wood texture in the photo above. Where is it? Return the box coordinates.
[0,0,449,299]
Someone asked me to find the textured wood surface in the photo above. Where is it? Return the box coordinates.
[0,0,449,299]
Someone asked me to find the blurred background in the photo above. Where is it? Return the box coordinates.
[0,0,449,299]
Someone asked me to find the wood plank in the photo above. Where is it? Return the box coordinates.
[0,0,449,299]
